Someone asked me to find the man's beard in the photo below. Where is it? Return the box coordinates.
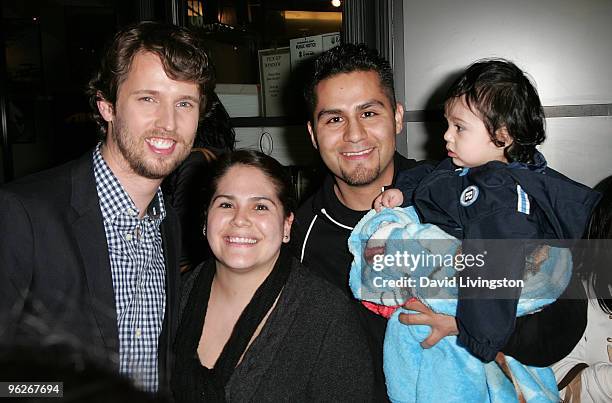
[111,116,192,180]
[339,163,380,186]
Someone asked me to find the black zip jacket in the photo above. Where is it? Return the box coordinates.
[396,153,601,364]
[290,153,422,401]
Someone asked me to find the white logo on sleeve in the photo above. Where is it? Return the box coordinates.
[460,185,479,207]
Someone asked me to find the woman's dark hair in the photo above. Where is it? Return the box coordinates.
[445,58,545,163]
[88,21,215,137]
[581,175,612,314]
[304,43,396,120]
[207,150,296,217]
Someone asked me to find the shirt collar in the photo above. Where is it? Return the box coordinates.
[93,143,166,222]
[506,150,548,173]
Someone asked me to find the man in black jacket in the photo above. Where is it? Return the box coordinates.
[0,22,213,394]
[291,43,421,400]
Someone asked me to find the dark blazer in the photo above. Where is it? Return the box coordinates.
[0,151,181,390]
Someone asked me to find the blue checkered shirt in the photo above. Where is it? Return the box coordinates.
[93,145,166,392]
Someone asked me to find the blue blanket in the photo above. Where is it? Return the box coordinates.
[348,207,570,403]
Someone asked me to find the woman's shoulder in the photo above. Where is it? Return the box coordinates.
[180,260,206,291]
[178,260,213,318]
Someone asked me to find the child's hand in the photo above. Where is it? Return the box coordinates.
[398,298,458,348]
[373,189,404,212]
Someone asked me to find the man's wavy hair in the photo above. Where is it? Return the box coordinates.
[303,43,396,120]
[445,58,546,163]
[87,21,215,137]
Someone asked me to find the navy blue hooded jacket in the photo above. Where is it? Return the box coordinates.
[396,152,601,362]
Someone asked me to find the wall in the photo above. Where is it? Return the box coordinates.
[2,0,130,182]
[233,126,317,167]
[400,0,612,187]
[218,84,318,166]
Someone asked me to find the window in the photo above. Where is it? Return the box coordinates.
[186,0,343,118]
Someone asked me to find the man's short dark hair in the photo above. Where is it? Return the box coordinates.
[304,43,396,120]
[87,21,215,137]
[445,58,546,163]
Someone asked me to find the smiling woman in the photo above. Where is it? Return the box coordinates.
[171,150,375,402]
[205,163,292,277]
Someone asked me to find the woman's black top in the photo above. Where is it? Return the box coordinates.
[172,247,375,402]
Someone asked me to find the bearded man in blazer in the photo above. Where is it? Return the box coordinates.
[0,22,214,394]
